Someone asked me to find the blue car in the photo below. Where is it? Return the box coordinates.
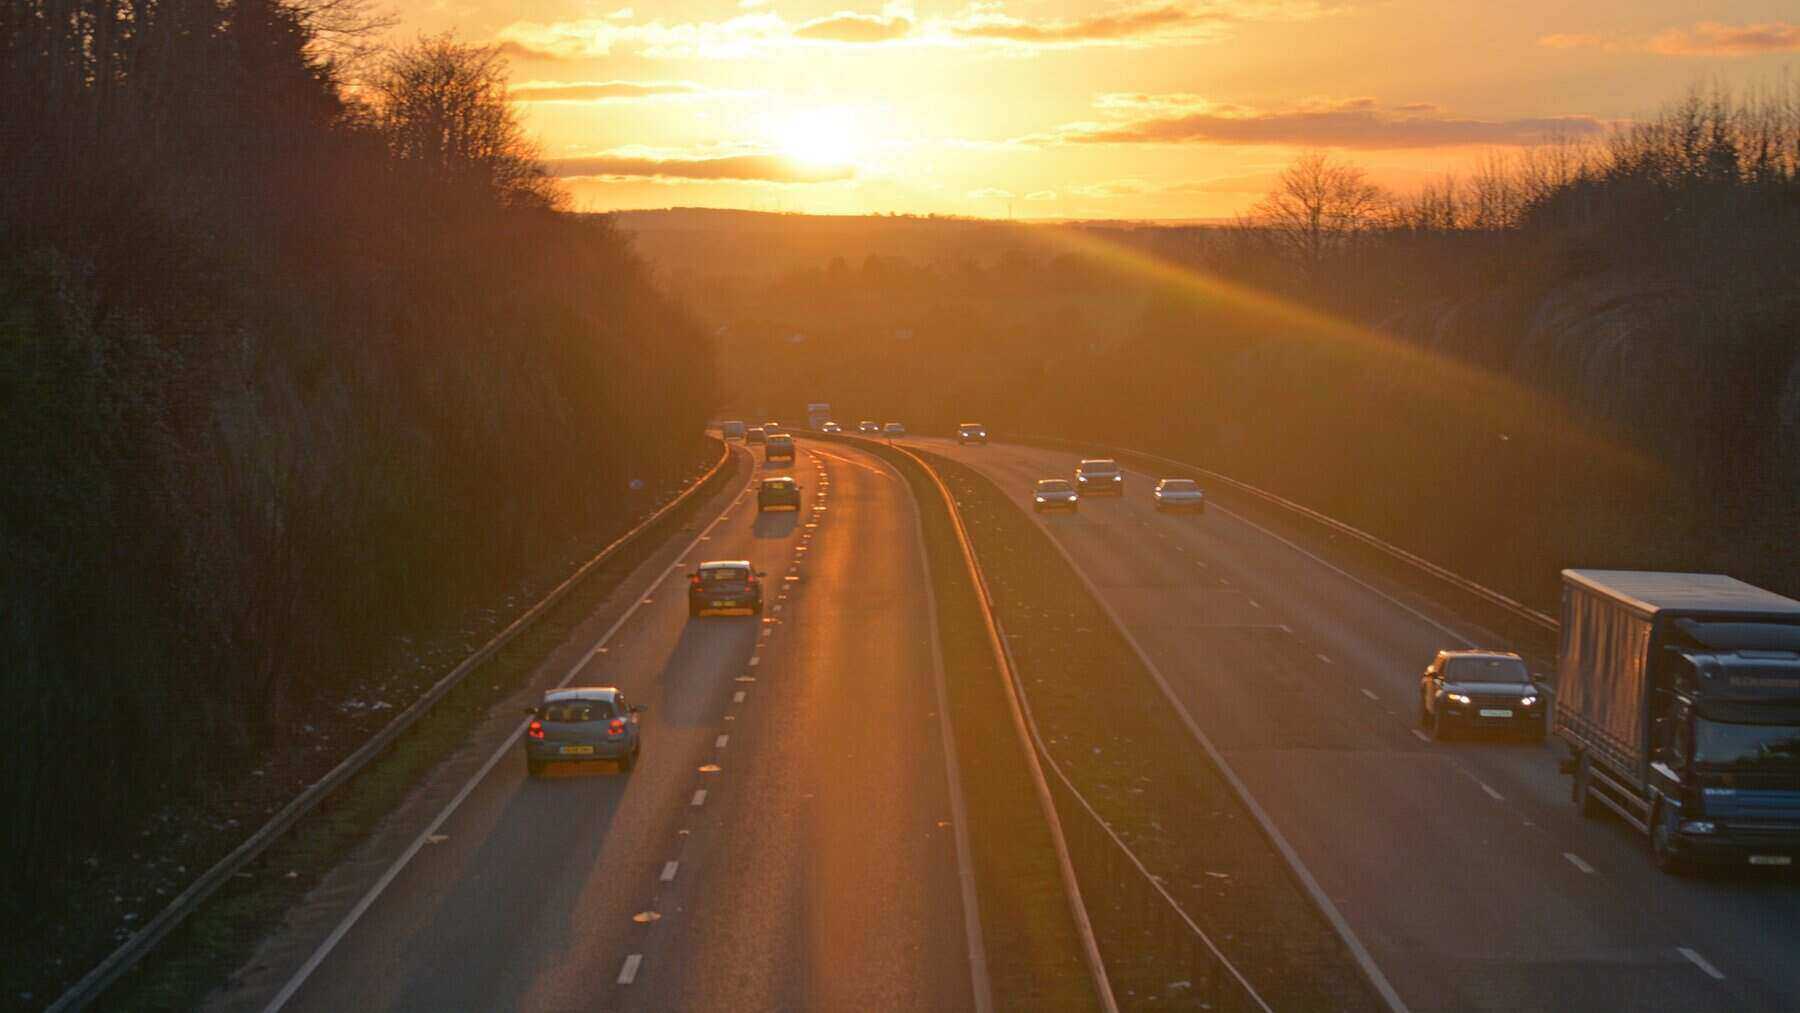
[525,687,645,776]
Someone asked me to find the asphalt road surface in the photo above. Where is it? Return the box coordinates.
[905,436,1800,1013]
[226,442,980,1012]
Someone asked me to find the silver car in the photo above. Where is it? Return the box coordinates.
[1033,478,1079,512]
[525,687,645,776]
[1152,478,1205,513]
[883,421,906,435]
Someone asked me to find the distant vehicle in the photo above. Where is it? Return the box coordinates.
[858,421,881,433]
[763,420,784,436]
[688,560,765,617]
[525,687,645,776]
[806,402,833,430]
[821,421,843,433]
[765,432,796,464]
[1075,458,1123,495]
[1033,478,1079,512]
[957,422,988,445]
[758,476,802,511]
[1152,478,1205,513]
[721,420,746,441]
[746,426,766,445]
[1556,570,1800,872]
[1419,650,1544,741]
[882,422,906,436]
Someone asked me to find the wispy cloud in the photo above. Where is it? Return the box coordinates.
[1024,189,1059,200]
[509,80,725,103]
[1035,95,1614,150]
[547,151,854,183]
[1539,21,1800,57]
[966,187,1016,199]
[494,1,1344,61]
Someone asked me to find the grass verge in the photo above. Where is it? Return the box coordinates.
[843,437,1099,1012]
[926,450,1383,1012]
[91,450,744,1011]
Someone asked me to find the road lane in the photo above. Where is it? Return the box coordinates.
[907,436,1800,1013]
[237,441,973,1012]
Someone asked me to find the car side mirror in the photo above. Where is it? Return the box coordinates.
[630,704,647,714]
[757,570,767,577]
[1531,673,1547,686]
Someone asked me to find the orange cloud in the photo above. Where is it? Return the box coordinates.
[1043,95,1614,149]
[548,153,854,183]
[1539,21,1800,57]
[508,80,715,102]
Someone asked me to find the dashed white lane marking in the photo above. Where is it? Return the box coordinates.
[733,691,746,703]
[1411,729,1431,743]
[1316,653,1333,664]
[772,604,783,612]
[1679,947,1726,980]
[617,954,643,985]
[660,861,679,882]
[1360,688,1379,702]
[748,656,760,666]
[1563,852,1595,874]
[1477,781,1504,802]
[716,734,729,748]
[1248,598,1262,609]
[691,790,708,807]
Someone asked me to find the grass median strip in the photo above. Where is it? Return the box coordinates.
[850,438,1099,1012]
[927,451,1383,1012]
[94,453,744,1011]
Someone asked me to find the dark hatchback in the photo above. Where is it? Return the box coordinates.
[758,476,802,511]
[688,560,765,616]
[1420,650,1546,740]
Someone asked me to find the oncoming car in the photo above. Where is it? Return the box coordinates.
[524,687,645,776]
[858,421,880,433]
[758,475,802,511]
[1152,478,1205,513]
[1420,650,1546,740]
[1033,478,1079,512]
[688,560,765,616]
[883,421,906,436]
[957,422,988,445]
[821,421,843,433]
[1075,458,1124,495]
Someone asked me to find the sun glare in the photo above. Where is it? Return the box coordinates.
[777,108,862,167]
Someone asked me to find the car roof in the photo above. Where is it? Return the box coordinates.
[543,686,619,702]
[959,421,984,427]
[699,559,753,570]
[1437,649,1523,661]
[762,476,796,484]
[1036,477,1071,485]
[1078,458,1118,467]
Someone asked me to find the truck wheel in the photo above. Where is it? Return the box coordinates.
[1650,802,1692,876]
[1574,756,1603,818]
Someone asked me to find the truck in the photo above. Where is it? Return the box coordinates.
[1556,570,1800,873]
[806,402,833,431]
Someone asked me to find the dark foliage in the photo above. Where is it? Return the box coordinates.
[0,0,712,930]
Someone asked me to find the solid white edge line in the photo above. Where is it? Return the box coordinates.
[261,448,755,1012]
[1411,729,1432,743]
[617,954,643,985]
[1562,852,1594,874]
[1478,781,1505,802]
[1026,486,1413,1013]
[860,441,996,1013]
[1361,688,1380,702]
[1679,947,1726,980]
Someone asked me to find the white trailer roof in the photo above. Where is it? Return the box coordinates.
[1563,570,1800,617]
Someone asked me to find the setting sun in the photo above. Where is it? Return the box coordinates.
[775,107,862,168]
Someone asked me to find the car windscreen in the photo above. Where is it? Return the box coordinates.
[1160,480,1198,491]
[543,699,615,722]
[1078,460,1118,473]
[762,479,795,489]
[1444,656,1529,683]
[1037,480,1073,492]
[701,567,750,583]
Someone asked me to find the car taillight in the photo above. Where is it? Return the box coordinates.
[690,574,702,587]
[527,720,544,740]
[609,718,625,735]
[746,573,758,585]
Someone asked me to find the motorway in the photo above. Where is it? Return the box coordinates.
[214,442,981,1012]
[904,436,1800,1013]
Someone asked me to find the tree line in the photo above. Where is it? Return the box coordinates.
[1,0,714,941]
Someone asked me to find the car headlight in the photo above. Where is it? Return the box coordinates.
[1112,474,1122,481]
[1446,693,1471,705]
[1520,696,1538,708]
[1077,475,1088,482]
[1679,820,1717,835]
[1034,496,1045,502]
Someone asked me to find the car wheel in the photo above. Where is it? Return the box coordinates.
[1431,707,1453,741]
[527,757,545,778]
[1418,691,1430,728]
[688,601,701,618]
[752,598,764,615]
[619,745,636,773]
[1650,801,1692,876]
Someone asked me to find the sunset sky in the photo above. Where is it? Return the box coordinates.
[394,0,1800,218]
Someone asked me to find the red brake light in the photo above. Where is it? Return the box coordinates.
[746,572,758,584]
[609,718,625,735]
[527,720,543,740]
[690,574,702,587]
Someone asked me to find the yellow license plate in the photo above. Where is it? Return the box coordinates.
[560,745,595,755]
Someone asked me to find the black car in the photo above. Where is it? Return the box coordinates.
[957,422,988,445]
[688,560,765,616]
[1419,650,1545,740]
[765,432,796,464]
[1075,458,1124,495]
[746,426,766,445]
